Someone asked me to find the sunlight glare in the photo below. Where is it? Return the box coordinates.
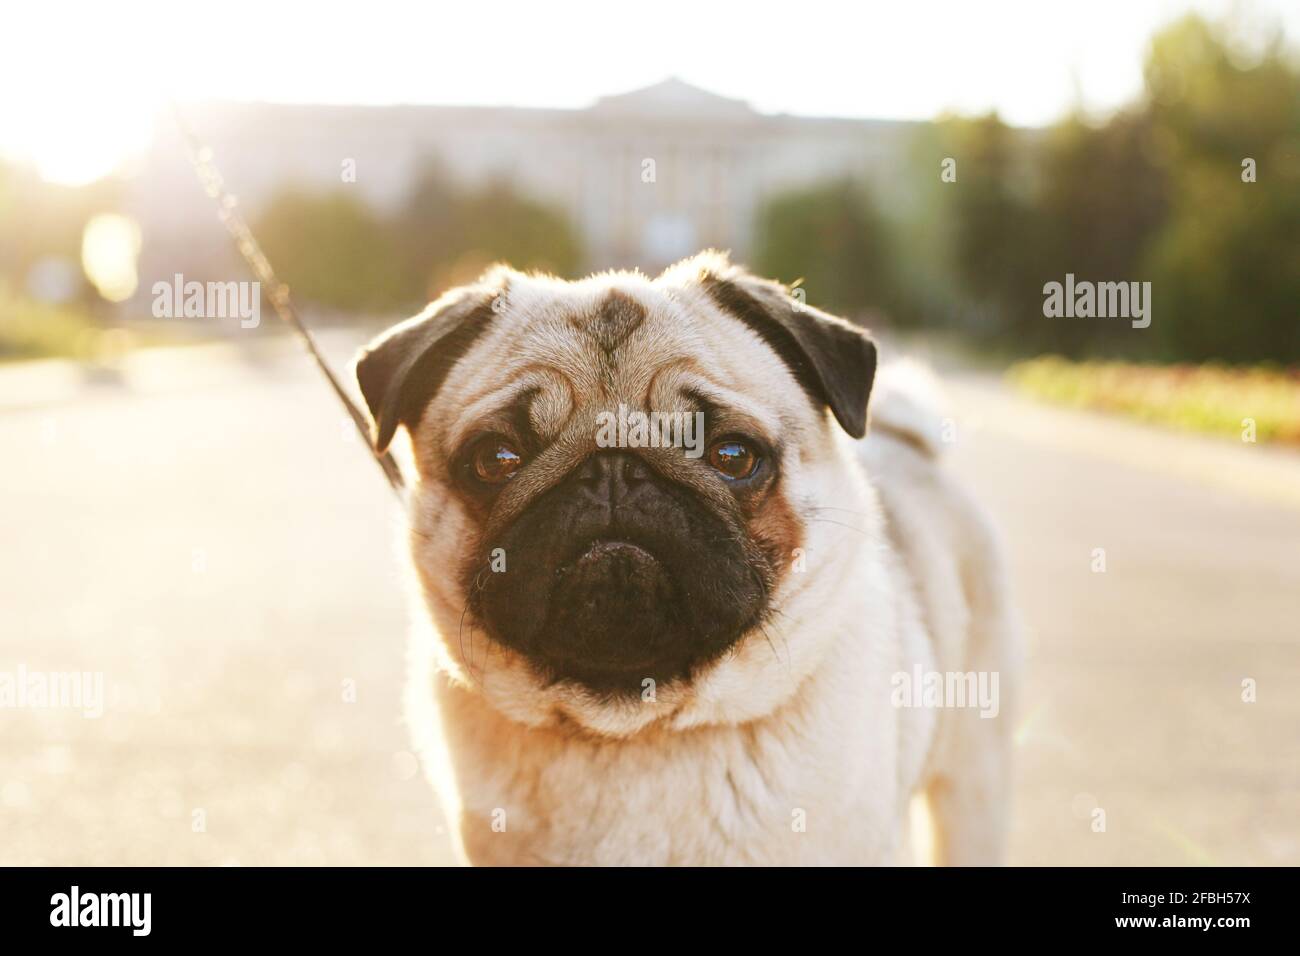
[81,214,143,303]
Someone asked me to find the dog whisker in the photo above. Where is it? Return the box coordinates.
[805,517,871,536]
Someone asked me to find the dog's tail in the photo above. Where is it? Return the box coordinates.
[867,359,951,457]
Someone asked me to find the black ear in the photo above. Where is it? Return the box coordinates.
[354,281,502,452]
[700,266,877,438]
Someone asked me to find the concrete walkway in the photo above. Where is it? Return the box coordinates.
[0,339,1296,864]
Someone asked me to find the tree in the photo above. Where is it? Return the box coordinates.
[443,178,583,290]
[926,13,1300,363]
[752,177,897,320]
[258,165,584,314]
[255,190,408,313]
[1032,109,1169,356]
[1141,14,1300,362]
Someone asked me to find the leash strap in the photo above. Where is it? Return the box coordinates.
[169,102,406,497]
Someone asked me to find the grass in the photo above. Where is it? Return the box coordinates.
[1007,356,1300,446]
[0,288,107,363]
[0,287,191,364]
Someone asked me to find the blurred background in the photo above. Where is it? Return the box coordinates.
[1,0,1297,865]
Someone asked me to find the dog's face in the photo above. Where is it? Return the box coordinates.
[357,251,878,734]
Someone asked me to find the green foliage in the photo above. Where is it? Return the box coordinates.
[914,11,1299,363]
[257,164,583,314]
[928,113,1044,340]
[1141,14,1300,363]
[0,282,100,362]
[943,114,1039,312]
[257,190,408,313]
[752,178,897,319]
[458,181,582,278]
[1034,110,1169,356]
[1008,356,1300,444]
[390,159,464,300]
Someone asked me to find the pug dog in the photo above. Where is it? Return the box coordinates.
[355,250,1020,866]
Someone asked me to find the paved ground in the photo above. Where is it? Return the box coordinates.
[943,376,1300,866]
[1,334,1296,865]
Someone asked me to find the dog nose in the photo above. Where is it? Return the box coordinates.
[572,451,652,506]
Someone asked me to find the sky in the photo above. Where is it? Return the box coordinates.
[2,0,1296,184]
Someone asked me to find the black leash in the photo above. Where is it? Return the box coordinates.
[169,102,406,497]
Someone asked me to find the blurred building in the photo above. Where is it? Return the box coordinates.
[131,78,920,283]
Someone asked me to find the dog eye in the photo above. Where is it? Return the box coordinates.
[707,438,760,480]
[469,438,524,485]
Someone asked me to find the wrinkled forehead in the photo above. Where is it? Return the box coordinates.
[424,275,800,454]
